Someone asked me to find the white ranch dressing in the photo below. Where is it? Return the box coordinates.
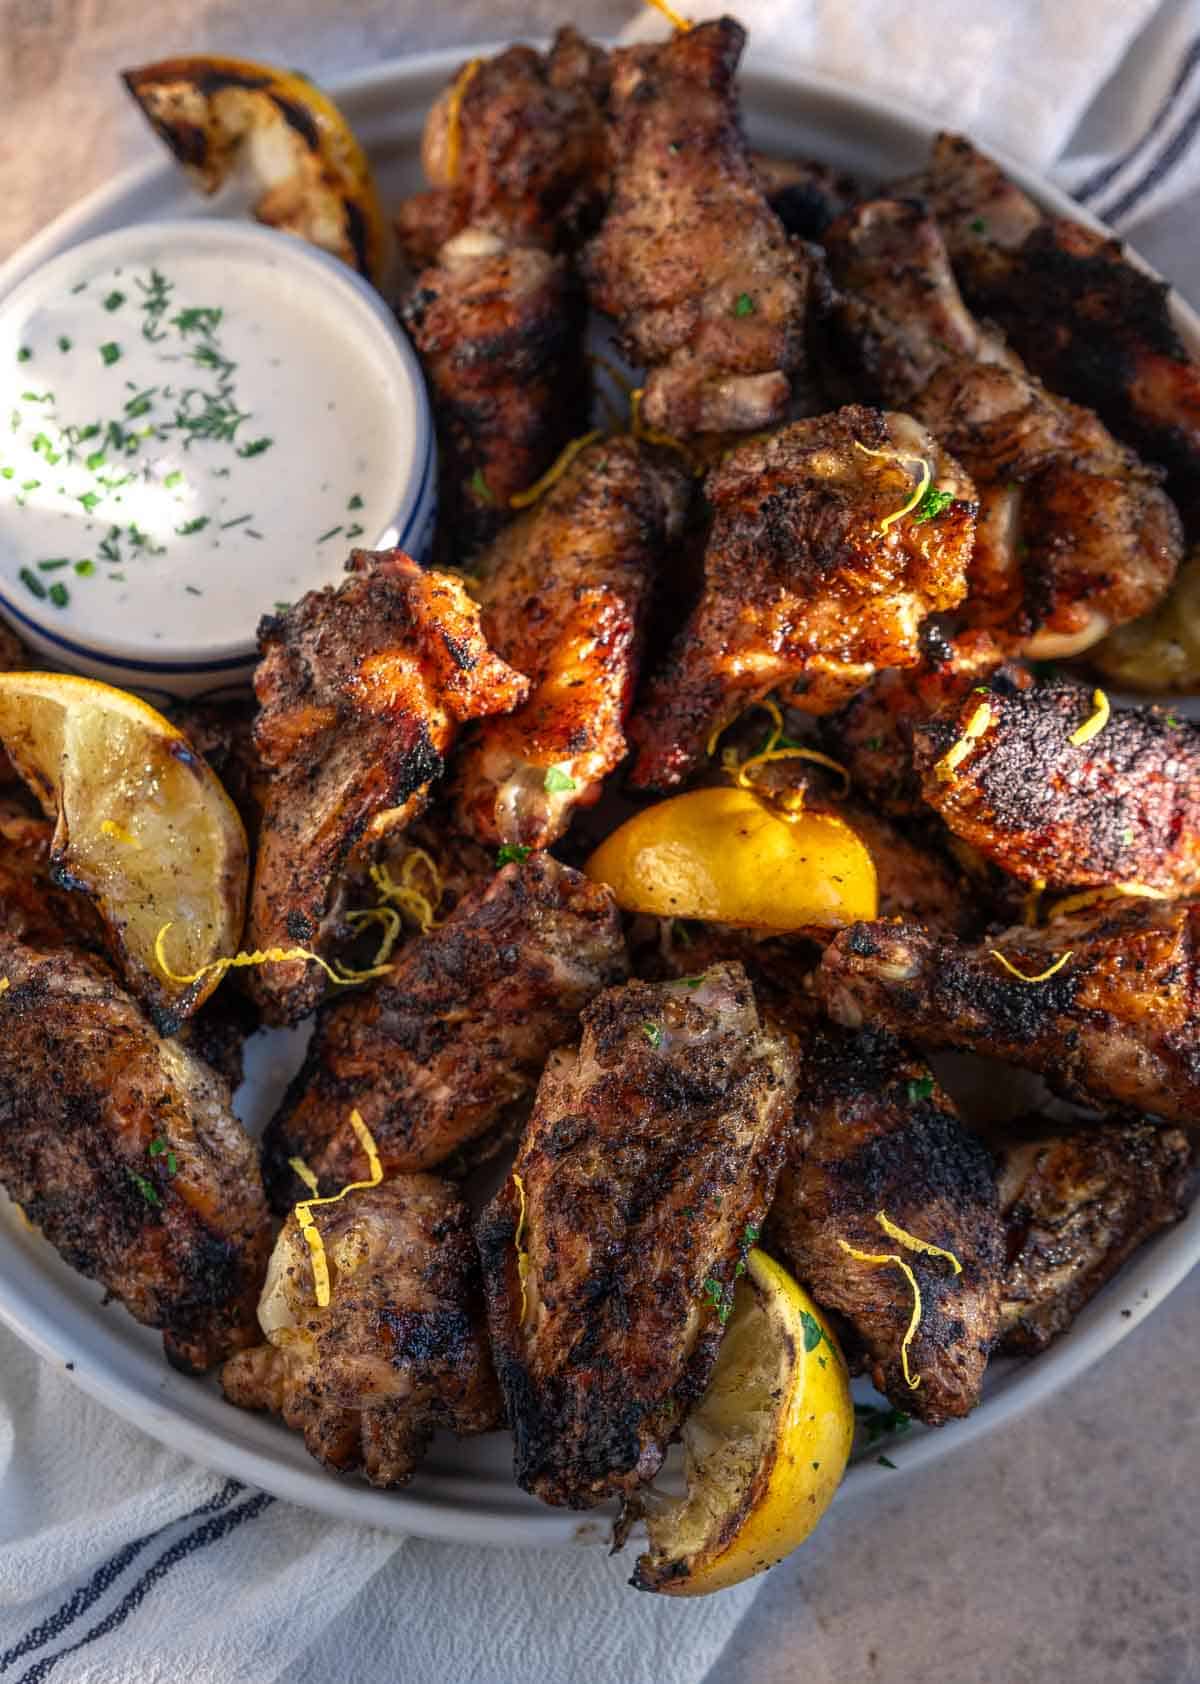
[0,222,424,667]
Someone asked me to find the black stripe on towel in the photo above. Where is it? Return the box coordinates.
[1075,34,1200,203]
[0,1481,243,1674]
[14,1491,273,1684]
[1103,83,1200,223]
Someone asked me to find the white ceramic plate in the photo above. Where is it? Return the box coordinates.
[0,43,1196,1548]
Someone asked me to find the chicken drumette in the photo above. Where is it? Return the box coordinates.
[247,550,527,1025]
[996,1120,1191,1353]
[628,404,976,789]
[453,436,690,848]
[223,1176,501,1487]
[263,854,627,1207]
[825,198,1182,656]
[584,18,813,437]
[478,962,798,1509]
[817,898,1200,1124]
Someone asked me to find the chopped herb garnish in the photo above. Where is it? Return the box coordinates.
[74,559,95,577]
[799,1309,825,1353]
[543,766,577,793]
[345,522,364,540]
[469,467,494,503]
[16,347,31,363]
[99,342,122,366]
[220,513,251,530]
[175,516,209,536]
[48,582,69,609]
[57,336,72,354]
[641,1021,663,1048]
[906,1075,935,1103]
[19,568,46,600]
[184,585,203,596]
[743,1223,760,1246]
[316,524,343,543]
[123,387,156,419]
[969,217,987,234]
[103,290,126,312]
[171,306,223,337]
[854,1403,912,1444]
[85,449,106,471]
[163,470,184,489]
[127,1169,161,1208]
[237,437,272,458]
[78,491,101,513]
[1164,713,1182,728]
[877,1454,898,1469]
[912,486,954,524]
[732,292,756,317]
[866,736,884,750]
[496,843,532,866]
[21,391,52,403]
[36,558,71,572]
[348,493,364,510]
[273,601,291,614]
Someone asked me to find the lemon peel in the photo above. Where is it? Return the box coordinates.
[645,0,693,31]
[875,1210,963,1275]
[0,978,9,999]
[444,58,481,185]
[709,697,851,818]
[934,700,993,782]
[629,388,701,472]
[990,949,1073,983]
[288,1156,320,1196]
[1068,688,1110,748]
[509,431,603,509]
[370,846,445,934]
[837,1240,924,1389]
[854,441,933,534]
[512,1171,531,1325]
[293,1109,383,1309]
[1047,882,1168,921]
[153,924,393,991]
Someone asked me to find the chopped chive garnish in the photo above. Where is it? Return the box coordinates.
[163,470,183,489]
[103,290,126,312]
[57,336,72,353]
[19,568,46,599]
[85,450,106,471]
[543,766,577,793]
[469,467,493,503]
[733,292,756,316]
[48,582,69,609]
[99,342,122,366]
[496,843,531,865]
[316,524,343,543]
[36,558,71,571]
[345,523,364,539]
[78,491,100,512]
[74,559,95,577]
[641,1021,663,1048]
[16,347,31,363]
[348,493,364,510]
[184,585,203,595]
[237,437,272,458]
[220,513,251,529]
[175,516,209,535]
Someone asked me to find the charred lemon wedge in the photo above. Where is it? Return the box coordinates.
[585,786,877,929]
[0,672,248,1030]
[122,56,388,283]
[634,1249,853,1595]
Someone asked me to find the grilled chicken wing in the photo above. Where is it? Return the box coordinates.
[396,29,610,268]
[996,1120,1191,1354]
[247,550,528,1026]
[752,152,858,241]
[818,898,1200,1123]
[904,132,1200,536]
[911,673,1200,895]
[263,855,627,1208]
[0,933,270,1371]
[453,437,690,848]
[768,1023,1002,1424]
[222,1176,500,1486]
[1093,544,1200,693]
[628,405,976,788]
[402,235,590,564]
[584,19,812,437]
[826,198,1182,657]
[478,962,798,1508]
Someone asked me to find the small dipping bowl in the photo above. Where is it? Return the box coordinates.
[0,220,435,700]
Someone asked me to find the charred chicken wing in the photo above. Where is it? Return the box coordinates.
[247,550,528,1025]
[996,1120,1191,1353]
[454,436,690,847]
[826,198,1182,656]
[0,933,270,1372]
[584,18,812,437]
[222,1176,500,1486]
[478,962,798,1509]
[628,405,976,788]
[263,854,627,1208]
[817,898,1200,1123]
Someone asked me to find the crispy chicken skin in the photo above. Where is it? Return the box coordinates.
[396,29,610,268]
[454,437,690,848]
[0,933,270,1372]
[818,899,1200,1123]
[401,235,590,563]
[247,549,528,1026]
[912,674,1200,895]
[825,198,1182,657]
[768,1024,1002,1424]
[478,963,799,1508]
[584,19,812,437]
[905,132,1200,536]
[222,1177,501,1487]
[628,405,976,788]
[996,1120,1191,1354]
[263,855,628,1209]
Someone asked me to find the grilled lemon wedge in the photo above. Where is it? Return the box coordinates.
[585,786,877,930]
[0,672,248,1030]
[634,1249,854,1596]
[123,56,389,283]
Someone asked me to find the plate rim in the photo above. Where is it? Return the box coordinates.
[0,39,1196,1547]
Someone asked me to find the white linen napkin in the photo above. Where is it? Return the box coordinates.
[2,3,1199,1682]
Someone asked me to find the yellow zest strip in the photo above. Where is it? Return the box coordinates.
[100,819,141,848]
[990,949,1073,983]
[288,1156,320,1196]
[370,845,445,934]
[444,58,481,185]
[153,924,393,991]
[1068,688,1110,748]
[344,905,403,967]
[855,441,932,534]
[0,977,9,999]
[876,1210,962,1276]
[509,431,603,509]
[293,1110,384,1309]
[513,1171,531,1325]
[629,388,701,472]
[933,701,993,782]
[838,1240,923,1389]
[645,0,693,30]
[1022,877,1047,928]
[1048,881,1168,921]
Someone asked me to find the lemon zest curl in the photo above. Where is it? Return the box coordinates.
[990,949,1073,983]
[934,700,993,782]
[1068,688,1110,748]
[293,1110,383,1310]
[444,58,481,185]
[513,1171,532,1326]
[153,924,393,991]
[510,431,603,509]
[837,1241,924,1389]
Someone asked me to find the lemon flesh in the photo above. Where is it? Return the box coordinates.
[634,1249,854,1596]
[0,672,248,1030]
[585,786,877,930]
